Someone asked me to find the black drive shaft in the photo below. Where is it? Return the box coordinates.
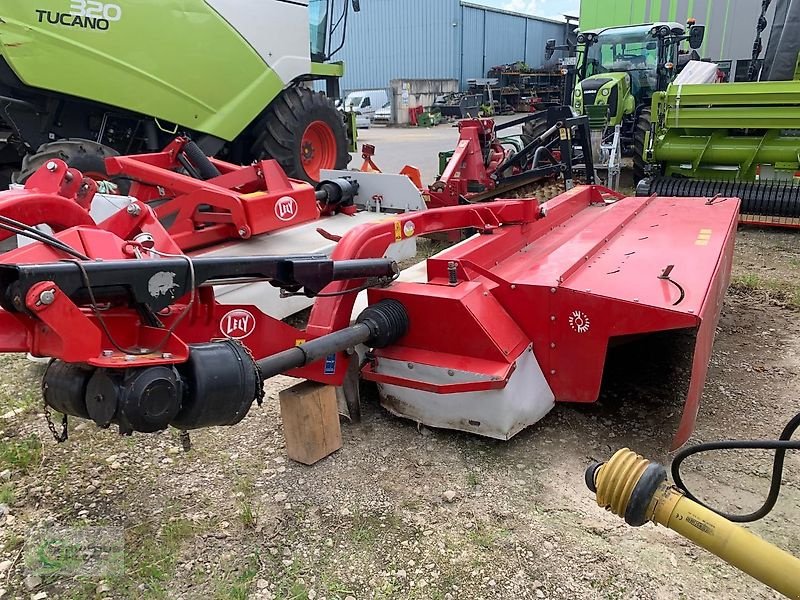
[257,299,409,378]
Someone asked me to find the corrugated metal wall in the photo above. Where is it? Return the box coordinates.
[578,0,776,61]
[330,0,567,94]
[460,3,567,84]
[334,0,461,93]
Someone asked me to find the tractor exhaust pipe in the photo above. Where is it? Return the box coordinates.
[257,299,409,378]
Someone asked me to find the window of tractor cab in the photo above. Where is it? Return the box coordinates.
[586,25,659,77]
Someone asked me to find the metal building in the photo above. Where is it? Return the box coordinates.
[579,0,776,64]
[334,0,570,93]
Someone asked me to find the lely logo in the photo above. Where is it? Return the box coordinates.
[568,310,591,334]
[220,309,256,340]
[36,1,122,31]
[275,196,298,222]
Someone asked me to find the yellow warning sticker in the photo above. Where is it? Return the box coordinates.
[559,128,568,140]
[695,228,712,246]
[295,339,306,346]
[394,221,403,241]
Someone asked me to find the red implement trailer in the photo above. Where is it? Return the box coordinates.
[0,156,738,448]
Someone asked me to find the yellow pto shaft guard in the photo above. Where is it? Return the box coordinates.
[586,449,800,599]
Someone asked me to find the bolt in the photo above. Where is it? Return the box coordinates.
[407,363,414,369]
[102,350,113,357]
[550,315,556,321]
[39,289,55,305]
[510,284,517,290]
[550,287,557,294]
[238,228,247,237]
[550,342,556,349]
[46,161,57,172]
[126,204,141,217]
[447,370,455,377]
[161,352,173,359]
[633,298,639,303]
[550,369,557,375]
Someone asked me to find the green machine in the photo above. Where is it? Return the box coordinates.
[635,79,800,219]
[545,21,705,178]
[0,0,361,185]
[636,1,800,221]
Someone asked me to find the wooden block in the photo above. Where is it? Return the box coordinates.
[279,381,342,465]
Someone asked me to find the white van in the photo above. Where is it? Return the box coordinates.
[344,89,389,121]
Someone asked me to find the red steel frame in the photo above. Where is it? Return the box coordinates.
[104,138,321,252]
[0,160,739,447]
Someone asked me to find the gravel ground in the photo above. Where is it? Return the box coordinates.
[0,227,798,600]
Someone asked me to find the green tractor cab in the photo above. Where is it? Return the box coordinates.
[0,0,360,186]
[547,20,705,178]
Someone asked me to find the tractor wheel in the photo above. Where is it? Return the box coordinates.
[520,112,549,145]
[253,86,349,184]
[632,108,651,183]
[14,139,127,192]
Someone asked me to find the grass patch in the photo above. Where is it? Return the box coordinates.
[5,530,24,552]
[213,554,260,600]
[0,482,14,504]
[466,472,480,488]
[235,477,260,530]
[468,524,509,550]
[121,517,205,597]
[349,514,380,547]
[730,272,800,308]
[0,434,42,474]
[273,560,309,600]
[27,536,85,582]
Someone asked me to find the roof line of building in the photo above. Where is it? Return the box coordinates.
[459,1,568,25]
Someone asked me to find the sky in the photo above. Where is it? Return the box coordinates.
[478,0,580,20]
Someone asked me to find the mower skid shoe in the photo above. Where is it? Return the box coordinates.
[374,345,555,440]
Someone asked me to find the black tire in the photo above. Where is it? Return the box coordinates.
[632,108,651,183]
[252,87,349,184]
[13,139,128,192]
[521,111,549,145]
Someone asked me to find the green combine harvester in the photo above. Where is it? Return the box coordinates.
[0,0,360,186]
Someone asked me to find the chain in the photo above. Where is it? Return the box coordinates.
[43,401,68,443]
[748,0,772,81]
[230,338,265,406]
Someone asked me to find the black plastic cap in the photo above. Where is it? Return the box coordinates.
[585,462,602,493]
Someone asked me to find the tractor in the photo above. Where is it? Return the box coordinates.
[0,0,360,187]
[544,20,706,179]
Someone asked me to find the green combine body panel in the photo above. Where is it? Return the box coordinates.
[0,0,341,141]
[0,1,354,184]
[648,80,800,181]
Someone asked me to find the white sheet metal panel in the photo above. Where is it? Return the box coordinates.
[377,346,555,440]
[204,0,311,84]
[196,211,417,319]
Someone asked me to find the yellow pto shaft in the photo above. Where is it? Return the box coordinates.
[586,448,800,600]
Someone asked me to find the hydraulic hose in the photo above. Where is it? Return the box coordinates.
[672,412,800,523]
[586,448,800,599]
[181,139,222,180]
